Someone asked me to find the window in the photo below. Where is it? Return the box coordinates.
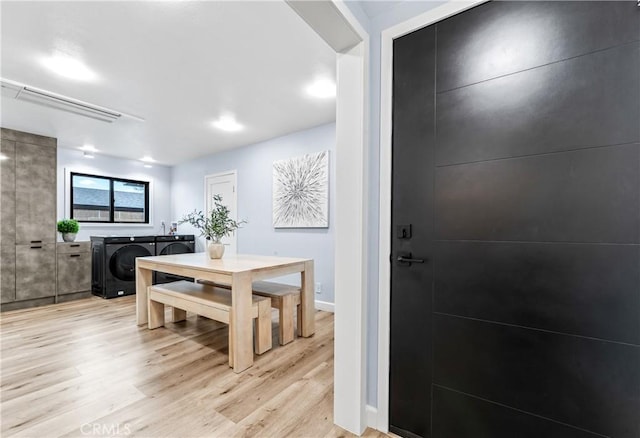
[70,172,149,223]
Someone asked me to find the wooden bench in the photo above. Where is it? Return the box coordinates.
[198,280,302,345]
[147,281,272,366]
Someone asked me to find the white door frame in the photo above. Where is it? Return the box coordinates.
[376,1,489,433]
[204,170,238,253]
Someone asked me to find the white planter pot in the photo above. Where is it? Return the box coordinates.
[207,241,225,259]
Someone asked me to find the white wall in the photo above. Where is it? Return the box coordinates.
[56,148,172,241]
[345,0,446,408]
[171,123,336,303]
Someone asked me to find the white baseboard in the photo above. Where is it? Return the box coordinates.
[315,300,335,312]
[366,405,378,429]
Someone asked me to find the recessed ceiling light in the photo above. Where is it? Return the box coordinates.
[306,78,336,99]
[140,156,156,163]
[79,144,98,152]
[41,54,98,82]
[0,153,8,161]
[212,115,244,132]
[83,152,95,159]
[143,164,153,168]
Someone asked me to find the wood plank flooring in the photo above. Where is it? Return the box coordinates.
[1,296,386,438]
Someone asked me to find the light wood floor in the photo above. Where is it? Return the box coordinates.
[1,296,386,438]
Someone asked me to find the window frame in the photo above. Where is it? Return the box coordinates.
[70,171,150,224]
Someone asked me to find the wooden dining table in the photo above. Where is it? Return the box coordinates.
[136,253,315,373]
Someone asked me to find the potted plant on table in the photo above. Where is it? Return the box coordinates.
[178,194,246,259]
[57,219,80,242]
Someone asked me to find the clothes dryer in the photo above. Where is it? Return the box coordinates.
[154,235,195,284]
[91,235,155,298]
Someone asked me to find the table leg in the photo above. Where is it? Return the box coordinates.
[300,260,315,337]
[230,272,253,373]
[136,262,152,326]
[172,308,187,322]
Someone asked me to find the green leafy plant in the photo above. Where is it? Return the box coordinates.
[57,219,80,234]
[179,194,246,243]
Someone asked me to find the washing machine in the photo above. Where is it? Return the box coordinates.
[154,234,195,284]
[91,235,156,298]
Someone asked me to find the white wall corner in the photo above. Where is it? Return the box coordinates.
[289,0,370,435]
[334,41,368,435]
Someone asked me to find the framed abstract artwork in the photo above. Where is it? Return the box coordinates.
[273,150,329,228]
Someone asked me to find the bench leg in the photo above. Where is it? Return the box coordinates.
[296,304,302,337]
[228,314,234,368]
[255,299,273,354]
[172,308,187,322]
[279,294,295,345]
[148,299,165,329]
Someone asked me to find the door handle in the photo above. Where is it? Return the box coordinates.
[397,253,425,265]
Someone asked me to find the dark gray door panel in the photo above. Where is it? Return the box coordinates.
[435,144,640,244]
[436,43,640,166]
[434,241,640,345]
[390,26,436,438]
[436,1,640,92]
[391,2,640,437]
[433,315,640,438]
[432,386,602,438]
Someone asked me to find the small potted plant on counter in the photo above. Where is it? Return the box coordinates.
[57,219,80,242]
[179,194,246,259]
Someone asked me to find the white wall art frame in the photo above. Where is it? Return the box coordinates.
[273,150,329,228]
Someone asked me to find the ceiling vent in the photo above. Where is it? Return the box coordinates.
[0,78,143,123]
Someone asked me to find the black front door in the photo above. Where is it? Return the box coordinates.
[390,2,640,437]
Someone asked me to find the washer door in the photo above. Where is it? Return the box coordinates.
[160,243,193,256]
[109,245,153,281]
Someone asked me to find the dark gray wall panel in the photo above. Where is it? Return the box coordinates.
[436,1,640,92]
[434,241,640,345]
[436,43,640,166]
[435,143,640,243]
[432,386,603,438]
[434,315,640,438]
[390,27,436,438]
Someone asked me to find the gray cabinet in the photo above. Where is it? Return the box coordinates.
[57,242,91,295]
[1,245,15,303]
[15,142,57,245]
[1,138,16,246]
[15,244,56,301]
[1,128,57,310]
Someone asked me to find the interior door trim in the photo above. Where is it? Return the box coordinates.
[377,0,488,433]
[203,170,238,255]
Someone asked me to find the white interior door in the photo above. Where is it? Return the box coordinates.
[204,171,238,255]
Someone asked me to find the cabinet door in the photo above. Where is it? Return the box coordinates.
[15,142,56,245]
[1,245,16,303]
[15,244,56,300]
[57,252,91,295]
[0,139,16,246]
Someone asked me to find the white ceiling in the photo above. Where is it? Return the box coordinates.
[0,1,336,166]
[358,1,406,19]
